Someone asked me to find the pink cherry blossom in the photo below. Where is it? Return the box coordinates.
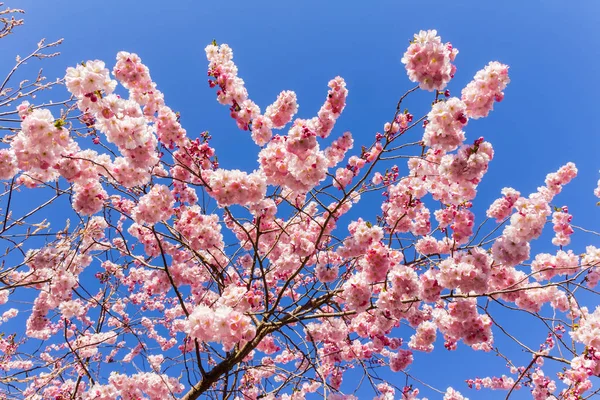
[461,61,510,119]
[402,29,458,91]
[486,187,520,221]
[423,97,468,151]
[132,184,175,225]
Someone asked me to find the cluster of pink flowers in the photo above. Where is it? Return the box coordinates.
[545,162,578,195]
[434,298,493,350]
[582,245,600,288]
[490,163,578,269]
[333,167,354,189]
[414,236,445,256]
[361,242,403,283]
[376,264,420,312]
[59,299,86,319]
[423,98,468,151]
[14,238,96,340]
[531,250,579,281]
[389,349,414,372]
[384,112,411,138]
[315,251,341,283]
[113,51,166,116]
[465,375,517,391]
[205,44,255,125]
[171,136,217,184]
[0,308,18,327]
[206,43,307,146]
[258,134,329,193]
[265,90,298,129]
[340,273,372,312]
[408,149,478,206]
[256,335,281,355]
[551,207,574,246]
[402,29,458,91]
[570,306,600,349]
[408,320,437,352]
[0,148,17,179]
[206,42,348,159]
[488,271,570,314]
[443,387,469,400]
[531,369,557,399]
[382,178,431,236]
[83,372,184,399]
[26,380,79,400]
[72,332,117,358]
[156,105,187,148]
[63,52,188,214]
[55,148,110,185]
[305,318,349,347]
[10,108,73,182]
[559,350,600,399]
[217,283,260,312]
[419,269,443,302]
[437,247,492,293]
[203,168,267,207]
[187,304,256,351]
[252,79,350,193]
[507,166,576,245]
[333,154,368,189]
[438,138,493,184]
[461,61,510,119]
[324,131,354,167]
[337,218,384,257]
[285,121,318,160]
[372,383,396,400]
[99,112,157,166]
[486,187,520,221]
[65,59,117,99]
[434,205,475,245]
[132,184,174,225]
[305,76,347,139]
[72,180,108,215]
[173,205,224,251]
[491,235,530,267]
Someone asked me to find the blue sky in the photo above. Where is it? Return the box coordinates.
[3,0,600,398]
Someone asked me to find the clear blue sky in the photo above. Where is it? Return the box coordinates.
[4,1,600,398]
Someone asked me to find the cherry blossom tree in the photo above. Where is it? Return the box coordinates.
[0,4,599,400]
